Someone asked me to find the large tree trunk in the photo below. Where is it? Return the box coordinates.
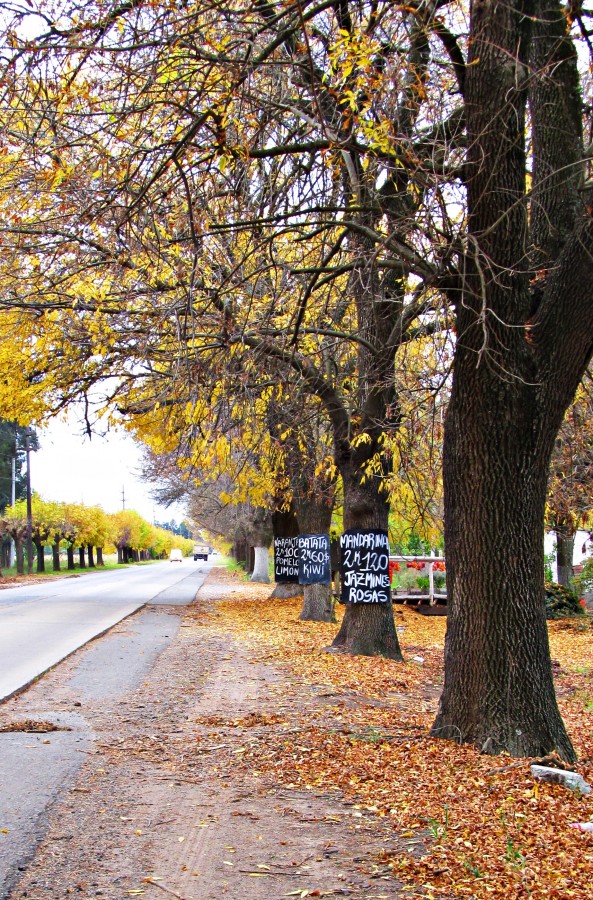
[78,546,86,568]
[432,385,575,759]
[332,459,402,660]
[34,538,45,573]
[1,539,10,569]
[96,547,104,566]
[67,546,75,570]
[431,1,577,761]
[15,537,24,575]
[52,542,60,572]
[234,539,246,566]
[87,544,95,568]
[295,495,334,623]
[555,525,574,588]
[299,582,334,622]
[250,546,270,583]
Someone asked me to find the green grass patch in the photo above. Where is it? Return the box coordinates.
[224,557,250,579]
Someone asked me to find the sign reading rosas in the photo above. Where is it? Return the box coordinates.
[298,533,331,585]
[339,529,391,604]
[274,537,299,583]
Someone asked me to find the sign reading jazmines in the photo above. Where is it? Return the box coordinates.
[274,537,299,583]
[339,529,391,604]
[298,533,331,585]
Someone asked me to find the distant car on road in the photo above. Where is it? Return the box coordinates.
[169,549,183,562]
[193,543,209,561]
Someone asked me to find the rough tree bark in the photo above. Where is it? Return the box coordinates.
[294,495,334,623]
[1,539,10,569]
[554,525,574,587]
[431,0,593,760]
[33,538,45,573]
[15,537,24,575]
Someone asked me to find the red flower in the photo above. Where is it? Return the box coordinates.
[580,598,587,608]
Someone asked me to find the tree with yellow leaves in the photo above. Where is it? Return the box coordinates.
[0,0,459,659]
[0,504,28,575]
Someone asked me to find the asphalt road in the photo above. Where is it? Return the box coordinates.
[0,606,189,898]
[0,558,211,702]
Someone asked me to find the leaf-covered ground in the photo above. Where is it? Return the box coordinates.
[5,567,592,898]
[206,577,593,899]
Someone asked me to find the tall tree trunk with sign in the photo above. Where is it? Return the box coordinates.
[271,505,302,600]
[270,400,336,620]
[331,447,403,660]
[295,496,335,622]
[322,219,403,660]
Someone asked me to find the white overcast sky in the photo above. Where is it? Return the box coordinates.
[32,413,187,524]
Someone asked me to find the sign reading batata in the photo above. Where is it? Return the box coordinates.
[298,533,331,585]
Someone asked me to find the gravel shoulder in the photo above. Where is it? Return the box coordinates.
[2,568,406,900]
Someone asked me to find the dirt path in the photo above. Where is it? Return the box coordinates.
[4,571,407,899]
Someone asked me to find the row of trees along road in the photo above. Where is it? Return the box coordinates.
[0,496,194,574]
[0,1,592,760]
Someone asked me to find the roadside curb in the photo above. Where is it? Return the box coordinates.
[0,603,146,704]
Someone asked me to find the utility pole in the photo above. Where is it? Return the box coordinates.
[11,428,15,507]
[25,428,33,575]
[121,485,126,510]
[9,424,16,568]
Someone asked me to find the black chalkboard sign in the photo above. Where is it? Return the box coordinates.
[298,533,331,585]
[274,537,299,583]
[339,529,391,604]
